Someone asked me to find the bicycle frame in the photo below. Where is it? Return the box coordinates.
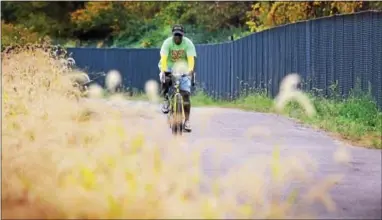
[166,74,187,134]
[169,76,185,121]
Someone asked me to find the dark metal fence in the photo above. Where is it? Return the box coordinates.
[68,11,382,108]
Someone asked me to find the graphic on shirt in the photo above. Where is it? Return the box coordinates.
[170,49,185,62]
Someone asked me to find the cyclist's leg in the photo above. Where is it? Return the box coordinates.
[160,74,171,97]
[180,90,191,120]
[160,72,172,113]
[179,76,192,130]
[158,63,167,97]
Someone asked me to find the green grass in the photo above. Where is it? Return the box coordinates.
[121,88,382,149]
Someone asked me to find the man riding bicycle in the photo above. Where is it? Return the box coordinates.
[158,24,197,132]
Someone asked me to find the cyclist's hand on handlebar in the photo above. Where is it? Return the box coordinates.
[189,70,195,87]
[187,70,194,77]
[159,71,166,83]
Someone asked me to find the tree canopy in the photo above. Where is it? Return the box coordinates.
[1,1,381,49]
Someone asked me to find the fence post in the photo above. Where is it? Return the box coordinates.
[230,35,234,100]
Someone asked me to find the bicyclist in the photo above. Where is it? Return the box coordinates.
[158,24,197,132]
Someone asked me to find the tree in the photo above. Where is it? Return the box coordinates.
[246,1,365,32]
[70,2,165,41]
[1,2,84,38]
[1,20,41,50]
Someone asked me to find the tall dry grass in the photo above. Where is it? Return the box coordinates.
[2,48,347,219]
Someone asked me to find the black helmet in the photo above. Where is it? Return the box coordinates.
[172,24,184,36]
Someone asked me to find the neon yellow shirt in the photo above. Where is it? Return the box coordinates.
[159,36,197,72]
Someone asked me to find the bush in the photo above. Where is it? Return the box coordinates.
[1,20,44,51]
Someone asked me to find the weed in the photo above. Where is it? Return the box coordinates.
[2,47,351,219]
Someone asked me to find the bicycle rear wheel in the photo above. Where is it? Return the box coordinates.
[171,93,183,135]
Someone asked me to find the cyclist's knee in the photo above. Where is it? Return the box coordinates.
[180,90,191,105]
[165,76,172,84]
[162,77,172,89]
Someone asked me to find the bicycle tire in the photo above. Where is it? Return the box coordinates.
[171,93,183,135]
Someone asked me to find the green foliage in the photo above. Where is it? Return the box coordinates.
[1,20,42,50]
[246,2,377,32]
[2,2,381,46]
[1,2,82,38]
[337,95,379,128]
[113,18,171,48]
[1,1,254,47]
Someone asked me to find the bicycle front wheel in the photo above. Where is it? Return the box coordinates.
[171,93,183,135]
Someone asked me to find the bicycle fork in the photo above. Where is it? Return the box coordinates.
[172,91,185,124]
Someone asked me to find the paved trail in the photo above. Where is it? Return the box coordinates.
[105,99,381,219]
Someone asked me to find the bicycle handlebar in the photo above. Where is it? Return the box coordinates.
[165,71,196,86]
[165,72,187,77]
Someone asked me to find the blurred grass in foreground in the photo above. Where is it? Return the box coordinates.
[2,47,350,219]
[127,85,381,149]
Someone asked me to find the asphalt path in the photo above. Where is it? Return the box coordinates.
[104,99,381,219]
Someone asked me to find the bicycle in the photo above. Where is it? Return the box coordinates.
[165,71,195,136]
[72,72,107,93]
